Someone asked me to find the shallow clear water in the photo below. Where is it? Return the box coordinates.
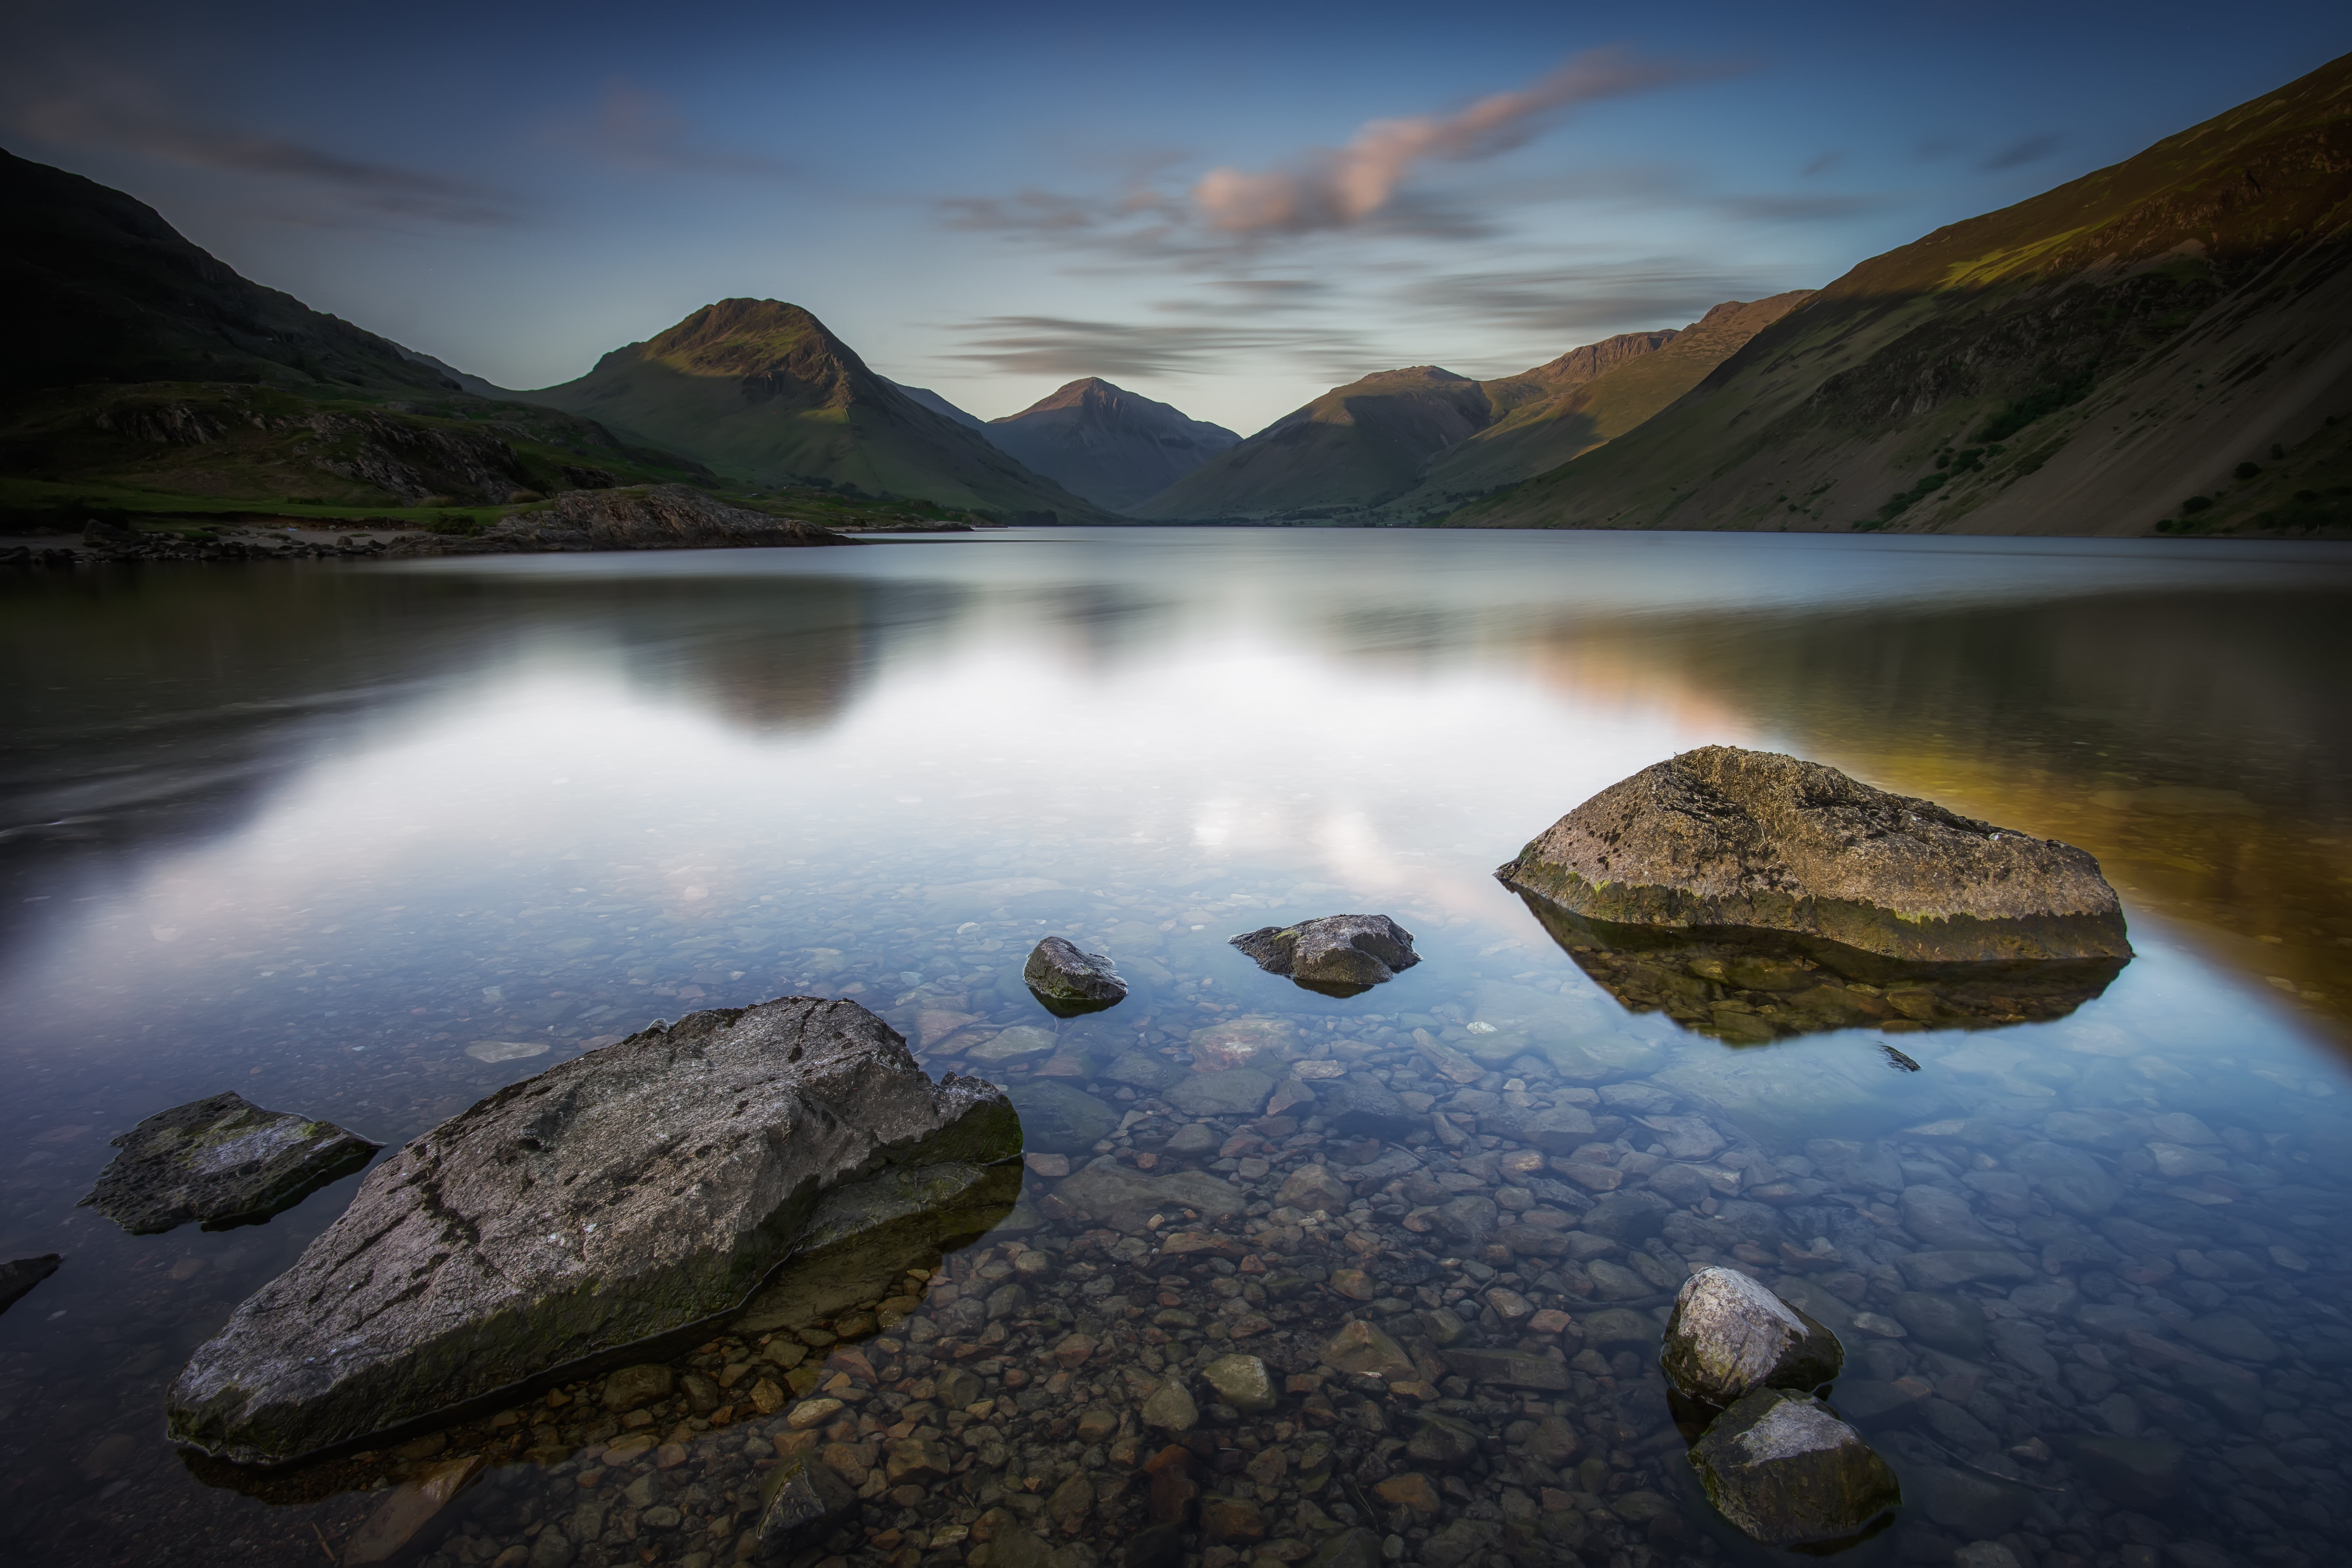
[3,528,2350,1568]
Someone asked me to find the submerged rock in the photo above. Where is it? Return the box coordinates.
[1687,1388,1901,1549]
[752,1452,858,1559]
[0,1254,61,1316]
[80,1091,379,1235]
[1009,1081,1122,1154]
[1230,914,1419,995]
[167,997,1017,1464]
[1498,745,2132,965]
[1024,936,1129,1016]
[1662,1266,1844,1406]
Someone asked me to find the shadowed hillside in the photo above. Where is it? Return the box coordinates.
[1453,52,2352,538]
[519,300,1110,519]
[984,378,1238,511]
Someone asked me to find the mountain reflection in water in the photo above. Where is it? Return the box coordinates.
[2,528,2351,1568]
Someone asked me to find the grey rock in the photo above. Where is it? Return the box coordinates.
[1910,1465,2033,1538]
[1418,1520,1499,1568]
[1431,1195,1498,1248]
[1889,1291,1988,1357]
[1498,745,2131,962]
[1405,1412,1483,1468]
[1687,1388,1901,1548]
[1899,1186,2002,1249]
[1024,937,1128,1015]
[1140,1378,1199,1431]
[1319,1320,1416,1383]
[2005,1140,2122,1216]
[1008,1082,1122,1154]
[2183,1313,2282,1363]
[1581,1190,1674,1243]
[1580,1308,1661,1349]
[752,1453,858,1559]
[167,998,1018,1464]
[80,1091,379,1235]
[1895,1250,2037,1290]
[1230,914,1419,993]
[2060,1434,2184,1510]
[603,1364,673,1409]
[1483,1102,1597,1153]
[528,1526,576,1568]
[1315,1075,1413,1141]
[1661,1266,1843,1406]
[1162,1123,1221,1159]
[1052,1164,1244,1226]
[1201,1353,1275,1414]
[1437,1346,1571,1390]
[1305,1528,1381,1568]
[1647,1164,1715,1208]
[1166,1070,1274,1118]
[1102,1052,1182,1091]
[0,1254,61,1316]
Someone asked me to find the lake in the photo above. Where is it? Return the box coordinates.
[3,527,2350,1568]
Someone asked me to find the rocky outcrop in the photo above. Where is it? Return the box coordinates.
[389,485,848,555]
[1230,914,1420,995]
[0,1254,61,1315]
[1023,936,1128,1015]
[1687,1388,1901,1549]
[80,1091,378,1235]
[1661,1267,1843,1406]
[166,997,1017,1464]
[1498,746,2130,964]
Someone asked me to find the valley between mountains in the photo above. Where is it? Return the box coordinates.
[5,50,2352,541]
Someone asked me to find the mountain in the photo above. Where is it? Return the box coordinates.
[1454,52,2352,536]
[0,148,714,511]
[0,147,466,399]
[1134,366,1494,520]
[890,381,989,432]
[1131,311,1779,522]
[518,300,1108,519]
[983,378,1240,511]
[1373,296,1814,522]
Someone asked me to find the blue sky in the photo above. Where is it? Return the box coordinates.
[6,1,2347,434]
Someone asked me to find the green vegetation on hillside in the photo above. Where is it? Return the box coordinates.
[1450,51,2352,539]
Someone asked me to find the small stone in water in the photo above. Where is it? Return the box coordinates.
[1687,1388,1900,1549]
[465,1039,550,1063]
[1023,936,1128,1015]
[1201,1352,1276,1413]
[82,1091,380,1235]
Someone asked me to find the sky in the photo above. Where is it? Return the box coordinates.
[5,1,2348,436]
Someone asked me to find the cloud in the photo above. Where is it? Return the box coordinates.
[18,85,521,225]
[1404,263,1782,342]
[945,313,1367,381]
[573,81,795,178]
[1717,193,1883,221]
[1979,133,2061,172]
[1801,150,1842,178]
[1189,48,1740,235]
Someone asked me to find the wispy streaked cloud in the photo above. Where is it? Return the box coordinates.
[1188,49,1743,235]
[1402,264,1778,342]
[1718,193,1883,222]
[945,313,1370,382]
[17,79,521,225]
[567,81,796,178]
[1980,133,2061,172]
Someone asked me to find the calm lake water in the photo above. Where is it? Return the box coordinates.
[3,528,2351,1568]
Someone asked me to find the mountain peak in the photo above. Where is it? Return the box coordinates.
[984,377,1239,510]
[637,299,866,380]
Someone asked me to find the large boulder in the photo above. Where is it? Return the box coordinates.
[80,1091,379,1235]
[1230,915,1420,995]
[1497,746,2131,965]
[1687,1388,1901,1549]
[1661,1267,1843,1406]
[0,1254,61,1316]
[166,998,1017,1464]
[1023,937,1128,1016]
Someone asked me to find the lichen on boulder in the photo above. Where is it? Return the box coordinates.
[80,1091,379,1235]
[1498,745,2131,965]
[1023,936,1128,1016]
[166,997,1017,1465]
[1661,1266,1844,1407]
[1230,914,1419,996]
[1687,1387,1900,1549]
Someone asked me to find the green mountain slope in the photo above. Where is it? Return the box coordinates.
[1376,296,1814,522]
[0,148,465,398]
[1133,367,1493,520]
[1454,52,2352,537]
[985,378,1238,511]
[0,148,716,513]
[518,300,1110,519]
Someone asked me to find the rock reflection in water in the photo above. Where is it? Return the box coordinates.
[1512,895,2129,1043]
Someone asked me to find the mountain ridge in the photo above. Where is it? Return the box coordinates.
[983,377,1239,511]
[1451,51,2352,536]
[517,300,1113,519]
